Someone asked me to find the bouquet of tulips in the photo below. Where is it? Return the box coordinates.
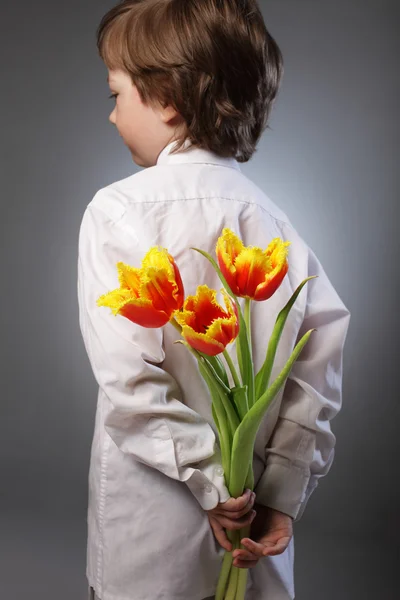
[96,227,317,600]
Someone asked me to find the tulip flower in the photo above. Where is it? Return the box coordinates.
[174,285,239,356]
[216,227,291,301]
[96,246,184,327]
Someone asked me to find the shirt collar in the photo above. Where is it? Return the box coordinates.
[156,138,241,172]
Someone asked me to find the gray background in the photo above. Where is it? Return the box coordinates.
[1,1,398,598]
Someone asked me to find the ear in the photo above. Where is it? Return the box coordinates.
[159,104,183,125]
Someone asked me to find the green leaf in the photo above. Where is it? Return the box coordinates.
[230,385,248,421]
[199,355,231,395]
[255,276,318,400]
[229,328,317,498]
[198,359,232,483]
[201,357,240,439]
[199,352,229,388]
[190,247,234,298]
[211,402,220,432]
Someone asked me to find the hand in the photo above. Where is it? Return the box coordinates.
[206,488,257,551]
[232,504,293,569]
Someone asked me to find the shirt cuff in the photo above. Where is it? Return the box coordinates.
[253,459,311,520]
[185,460,231,510]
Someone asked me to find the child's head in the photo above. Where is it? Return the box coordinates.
[97,0,283,168]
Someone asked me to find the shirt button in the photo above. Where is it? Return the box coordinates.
[215,466,224,477]
[204,483,213,493]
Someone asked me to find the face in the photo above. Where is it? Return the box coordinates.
[107,68,187,168]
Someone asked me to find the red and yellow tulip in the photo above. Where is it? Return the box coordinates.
[174,285,239,356]
[96,246,184,327]
[216,228,291,301]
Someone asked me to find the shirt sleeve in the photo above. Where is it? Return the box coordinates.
[77,198,231,511]
[253,242,351,522]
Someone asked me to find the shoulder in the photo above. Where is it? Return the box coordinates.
[81,164,311,259]
[81,165,183,224]
[86,163,295,218]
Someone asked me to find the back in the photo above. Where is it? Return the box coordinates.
[78,140,350,600]
[86,141,310,460]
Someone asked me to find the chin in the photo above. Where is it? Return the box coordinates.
[130,153,145,168]
[130,151,150,168]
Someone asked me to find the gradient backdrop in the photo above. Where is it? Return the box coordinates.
[1,1,398,598]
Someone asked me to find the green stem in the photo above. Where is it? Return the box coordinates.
[244,298,252,351]
[170,310,252,598]
[215,530,237,600]
[198,361,231,484]
[224,560,239,600]
[202,360,240,440]
[223,461,254,600]
[234,461,255,599]
[223,349,241,388]
[170,316,182,331]
[244,298,255,411]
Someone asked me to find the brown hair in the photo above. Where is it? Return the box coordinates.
[96,0,284,163]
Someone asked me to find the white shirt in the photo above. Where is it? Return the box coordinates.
[77,139,351,600]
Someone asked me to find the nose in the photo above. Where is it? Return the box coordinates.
[109,108,116,125]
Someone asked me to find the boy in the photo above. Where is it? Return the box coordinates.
[78,1,350,599]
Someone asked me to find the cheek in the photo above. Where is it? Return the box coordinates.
[118,97,135,119]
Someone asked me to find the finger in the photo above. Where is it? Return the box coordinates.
[208,517,233,552]
[218,509,257,531]
[214,500,254,520]
[233,557,258,569]
[221,489,254,513]
[232,549,258,561]
[216,490,252,513]
[240,538,273,558]
[262,539,290,556]
[260,535,291,556]
[209,518,233,551]
[215,494,255,520]
[241,536,290,557]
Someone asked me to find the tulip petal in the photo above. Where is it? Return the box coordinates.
[254,240,291,301]
[175,285,239,356]
[141,247,184,311]
[254,261,289,301]
[97,287,170,327]
[171,258,185,309]
[234,247,272,297]
[215,229,291,301]
[142,246,175,274]
[216,228,244,295]
[206,289,239,346]
[180,325,226,356]
[97,287,133,315]
[217,228,244,267]
[116,262,142,296]
[265,238,291,263]
[97,246,184,327]
[118,299,171,327]
[182,285,228,334]
[140,266,180,313]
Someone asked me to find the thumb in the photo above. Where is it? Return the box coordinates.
[208,516,233,552]
[259,534,292,556]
